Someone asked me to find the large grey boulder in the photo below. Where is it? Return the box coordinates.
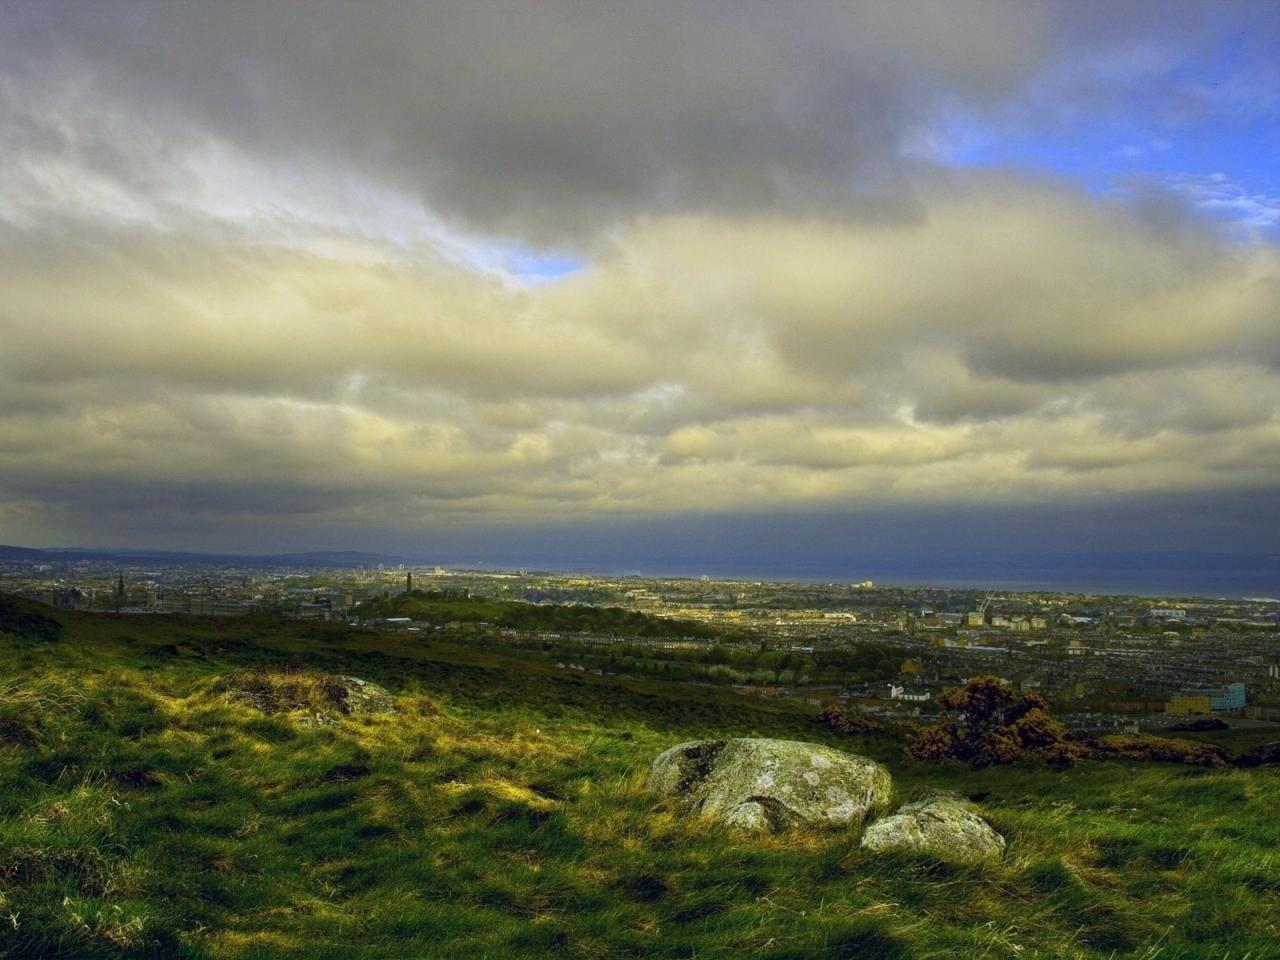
[860,792,1005,864]
[648,738,892,833]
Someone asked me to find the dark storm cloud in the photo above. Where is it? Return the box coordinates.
[10,0,1276,243]
[2,0,1051,241]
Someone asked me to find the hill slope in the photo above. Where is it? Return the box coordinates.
[354,589,720,639]
[0,597,1277,959]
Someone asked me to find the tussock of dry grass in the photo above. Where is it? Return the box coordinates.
[209,666,394,718]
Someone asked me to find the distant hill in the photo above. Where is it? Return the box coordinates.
[0,543,405,567]
[355,589,719,639]
[0,544,58,562]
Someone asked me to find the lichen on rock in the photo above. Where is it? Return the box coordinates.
[860,791,1005,864]
[648,737,892,834]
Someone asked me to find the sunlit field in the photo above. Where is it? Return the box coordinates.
[2,598,1277,959]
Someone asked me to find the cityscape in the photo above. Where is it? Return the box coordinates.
[6,549,1277,735]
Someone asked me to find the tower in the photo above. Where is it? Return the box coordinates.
[406,571,413,595]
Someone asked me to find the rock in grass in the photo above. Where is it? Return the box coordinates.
[215,668,395,718]
[648,738,892,834]
[334,675,397,715]
[860,792,1005,864]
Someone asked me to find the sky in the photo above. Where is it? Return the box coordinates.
[1,1,1279,565]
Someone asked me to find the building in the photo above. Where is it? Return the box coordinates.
[1166,693,1212,715]
[1211,682,1246,711]
[1167,682,1245,715]
[1244,703,1280,722]
[888,683,931,702]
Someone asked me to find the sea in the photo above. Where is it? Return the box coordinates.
[441,551,1280,600]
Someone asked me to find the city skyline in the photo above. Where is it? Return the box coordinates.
[2,1,1279,561]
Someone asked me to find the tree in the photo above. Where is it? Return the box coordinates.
[908,676,1085,767]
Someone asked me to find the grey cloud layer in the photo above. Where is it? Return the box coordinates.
[9,1,1274,242]
[2,183,1277,534]
[1,1,1278,548]
[2,0,1050,239]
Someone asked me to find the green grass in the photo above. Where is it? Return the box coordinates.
[1,597,1278,958]
[354,590,719,640]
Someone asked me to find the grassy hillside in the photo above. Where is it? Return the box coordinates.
[1,596,1277,959]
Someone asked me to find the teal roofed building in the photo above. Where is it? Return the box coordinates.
[1210,683,1246,711]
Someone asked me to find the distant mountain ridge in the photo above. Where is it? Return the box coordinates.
[0,544,407,568]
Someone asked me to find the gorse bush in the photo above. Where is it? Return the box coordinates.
[818,704,883,736]
[1167,716,1228,732]
[908,676,1086,767]
[1090,733,1228,767]
[1233,739,1280,768]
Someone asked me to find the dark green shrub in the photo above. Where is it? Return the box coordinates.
[908,676,1085,767]
[818,704,883,735]
[1090,733,1227,767]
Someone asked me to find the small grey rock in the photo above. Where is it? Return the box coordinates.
[335,675,396,715]
[860,791,1005,864]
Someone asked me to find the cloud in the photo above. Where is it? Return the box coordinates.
[1163,172,1280,231]
[1,172,1278,546]
[2,0,1052,243]
[1,2,1279,551]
